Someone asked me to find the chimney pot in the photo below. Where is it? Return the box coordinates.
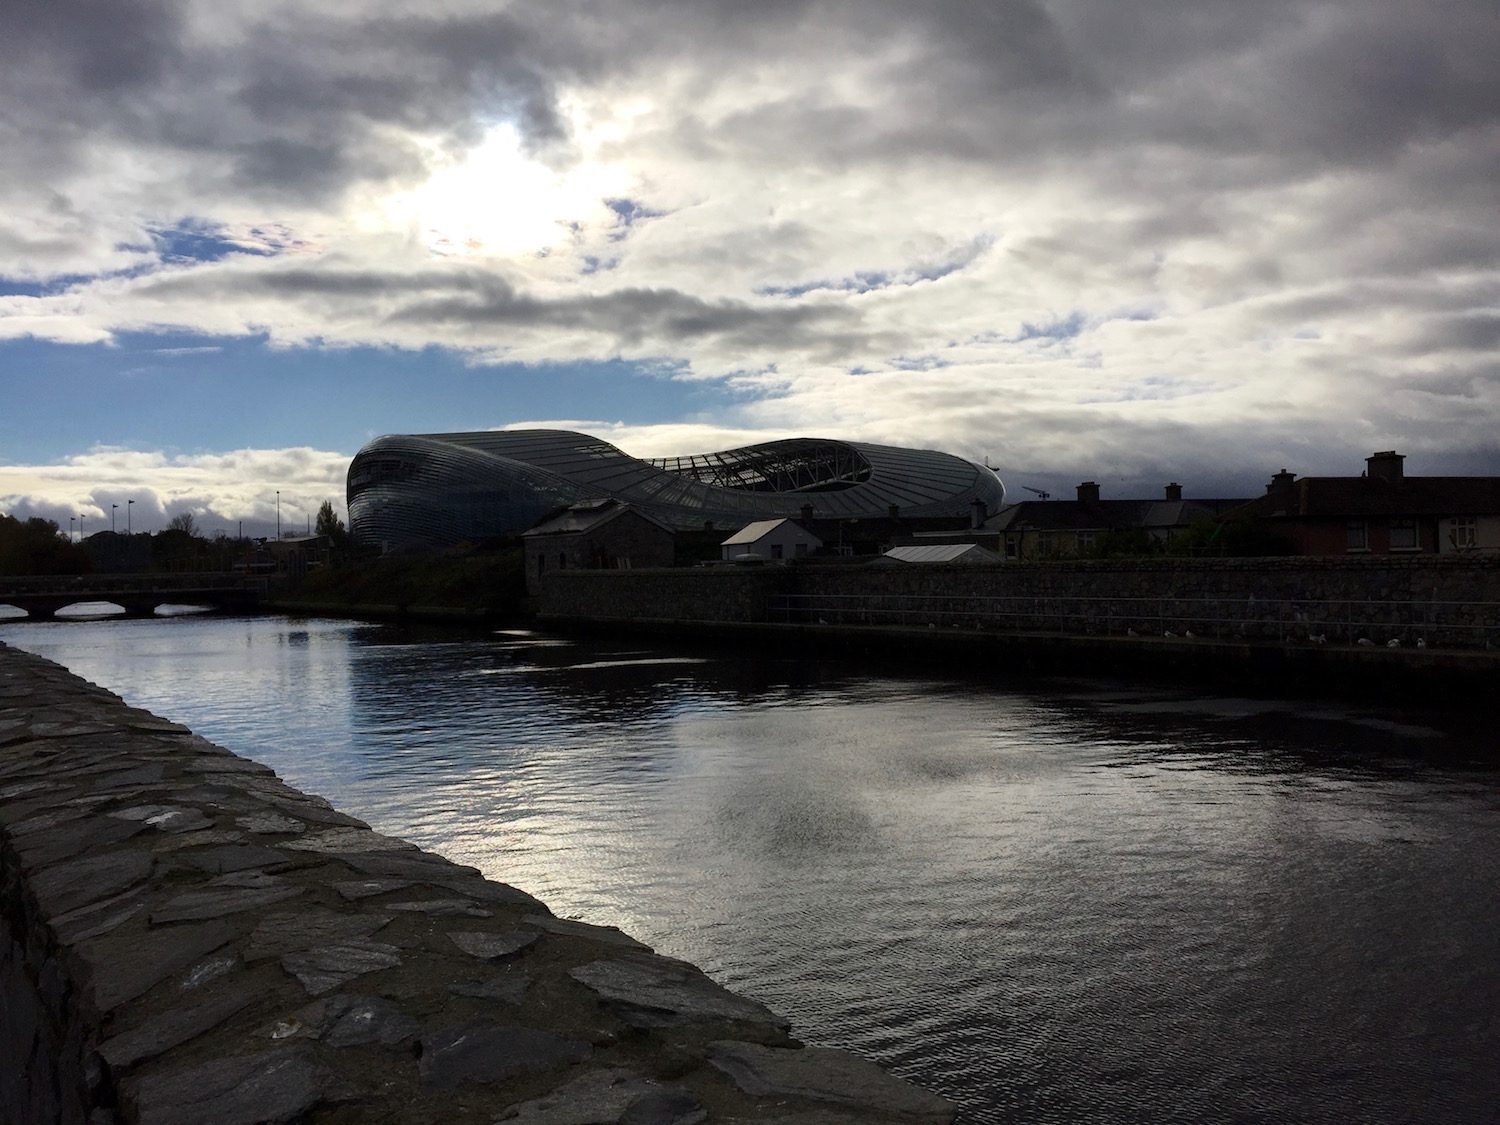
[1076,481,1100,504]
[1164,482,1182,501]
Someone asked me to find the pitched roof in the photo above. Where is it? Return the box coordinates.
[988,497,1248,533]
[1233,477,1500,520]
[523,499,673,537]
[720,518,824,547]
[879,543,999,564]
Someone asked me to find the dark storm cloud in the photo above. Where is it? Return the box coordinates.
[133,262,869,355]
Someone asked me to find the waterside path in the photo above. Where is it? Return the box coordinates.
[0,640,956,1125]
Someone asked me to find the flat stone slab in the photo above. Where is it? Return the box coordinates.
[131,1048,352,1125]
[149,884,304,923]
[323,994,421,1047]
[98,980,261,1070]
[79,919,240,1010]
[279,826,416,854]
[708,1042,957,1124]
[449,929,539,961]
[418,1022,592,1089]
[245,911,392,959]
[524,914,650,950]
[570,958,785,1028]
[281,940,403,994]
[389,897,492,917]
[29,849,153,916]
[501,1067,706,1125]
[181,843,294,874]
[234,811,307,835]
[449,968,531,1005]
[332,877,413,900]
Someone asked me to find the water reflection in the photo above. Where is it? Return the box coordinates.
[2,615,1496,1124]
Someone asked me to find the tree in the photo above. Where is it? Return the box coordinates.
[315,500,348,543]
[166,511,199,537]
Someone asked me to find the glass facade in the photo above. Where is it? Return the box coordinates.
[348,430,1006,549]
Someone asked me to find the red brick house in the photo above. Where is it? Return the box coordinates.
[1229,452,1500,556]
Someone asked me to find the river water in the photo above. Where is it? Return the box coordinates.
[2,613,1496,1124]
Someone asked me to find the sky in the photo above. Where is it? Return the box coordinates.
[1,0,1497,536]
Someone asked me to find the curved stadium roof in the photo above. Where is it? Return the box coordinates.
[347,430,1006,547]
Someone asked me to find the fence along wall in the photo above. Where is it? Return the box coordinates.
[540,556,1500,648]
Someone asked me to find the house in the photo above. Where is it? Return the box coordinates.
[988,482,1249,561]
[523,500,675,595]
[1227,452,1500,556]
[720,519,823,562]
[876,543,1000,565]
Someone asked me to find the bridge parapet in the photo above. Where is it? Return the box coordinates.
[0,574,264,619]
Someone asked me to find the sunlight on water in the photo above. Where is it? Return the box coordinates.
[3,614,1497,1124]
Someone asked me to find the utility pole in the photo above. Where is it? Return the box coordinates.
[112,503,117,534]
[276,491,281,541]
[127,499,134,534]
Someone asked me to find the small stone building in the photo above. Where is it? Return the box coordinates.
[720,518,823,562]
[523,500,675,595]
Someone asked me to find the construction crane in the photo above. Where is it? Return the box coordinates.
[1022,486,1051,500]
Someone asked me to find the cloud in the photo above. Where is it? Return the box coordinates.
[0,0,1496,494]
[0,445,349,537]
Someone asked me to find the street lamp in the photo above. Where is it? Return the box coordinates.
[69,516,75,541]
[112,503,118,534]
[276,491,281,541]
[127,499,134,534]
[78,515,84,540]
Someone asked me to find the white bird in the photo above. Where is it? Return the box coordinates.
[1387,638,1401,648]
[1163,630,1176,638]
[1127,627,1138,636]
[1184,630,1196,639]
[1310,633,1327,644]
[1357,637,1374,646]
[818,617,829,625]
[1416,638,1427,649]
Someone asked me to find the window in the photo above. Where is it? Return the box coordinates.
[1389,518,1418,551]
[1037,532,1055,558]
[1449,517,1477,550]
[1076,531,1095,553]
[1346,521,1368,551]
[1005,534,1019,560]
[794,542,808,557]
[771,543,784,559]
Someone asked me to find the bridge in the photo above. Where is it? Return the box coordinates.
[0,574,266,619]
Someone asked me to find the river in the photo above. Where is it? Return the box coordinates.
[2,612,1496,1124]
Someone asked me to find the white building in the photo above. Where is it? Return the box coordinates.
[720,519,823,562]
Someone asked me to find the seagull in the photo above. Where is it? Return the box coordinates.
[1357,637,1374,646]
[1127,627,1138,636]
[1184,630,1195,639]
[818,617,828,625]
[1416,638,1427,649]
[1387,638,1401,648]
[1163,630,1176,638]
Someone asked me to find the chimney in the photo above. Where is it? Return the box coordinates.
[1164,482,1182,501]
[1366,451,1404,484]
[888,504,900,520]
[970,499,987,529]
[1266,469,1296,512]
[1076,481,1100,505]
[800,504,814,523]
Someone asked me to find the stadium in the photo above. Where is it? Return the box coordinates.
[347,429,1006,548]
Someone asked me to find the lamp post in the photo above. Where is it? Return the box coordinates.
[78,515,84,540]
[69,517,75,541]
[127,499,134,535]
[276,491,281,541]
[112,503,117,534]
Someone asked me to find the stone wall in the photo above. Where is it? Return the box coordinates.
[540,556,1500,647]
[0,642,955,1125]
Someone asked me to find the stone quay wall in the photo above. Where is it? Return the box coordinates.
[0,641,955,1125]
[541,556,1500,647]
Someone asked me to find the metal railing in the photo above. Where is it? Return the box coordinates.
[768,592,1500,650]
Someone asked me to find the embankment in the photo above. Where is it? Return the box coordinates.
[0,641,954,1125]
[536,556,1500,702]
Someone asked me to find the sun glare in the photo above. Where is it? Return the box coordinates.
[389,124,629,259]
